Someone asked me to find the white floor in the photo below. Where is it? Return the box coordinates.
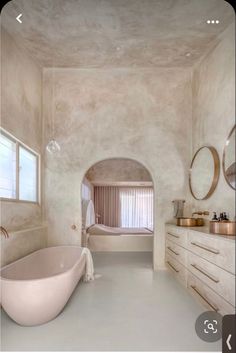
[1,252,221,351]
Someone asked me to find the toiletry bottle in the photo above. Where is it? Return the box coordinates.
[212,212,218,221]
[223,212,229,221]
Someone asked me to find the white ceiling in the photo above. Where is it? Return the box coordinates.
[1,0,234,68]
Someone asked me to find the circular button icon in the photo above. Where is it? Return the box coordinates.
[195,311,222,342]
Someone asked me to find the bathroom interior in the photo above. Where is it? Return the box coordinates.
[0,0,235,352]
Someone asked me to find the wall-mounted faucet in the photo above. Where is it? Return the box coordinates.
[0,226,9,238]
[192,211,209,217]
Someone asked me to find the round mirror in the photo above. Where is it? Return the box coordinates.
[223,125,235,190]
[189,146,220,200]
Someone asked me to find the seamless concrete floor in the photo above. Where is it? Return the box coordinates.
[1,252,221,351]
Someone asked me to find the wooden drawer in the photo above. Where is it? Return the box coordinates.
[166,239,187,266]
[166,225,188,248]
[166,253,187,286]
[188,231,235,274]
[187,252,235,306]
[187,272,235,316]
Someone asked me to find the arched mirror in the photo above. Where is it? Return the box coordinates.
[223,125,236,190]
[189,146,220,200]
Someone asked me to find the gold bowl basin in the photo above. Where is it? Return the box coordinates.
[209,221,236,236]
[176,217,204,227]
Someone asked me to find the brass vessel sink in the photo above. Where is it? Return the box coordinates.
[209,221,236,236]
[176,217,204,227]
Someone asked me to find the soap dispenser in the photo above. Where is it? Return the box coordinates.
[222,212,229,221]
[212,212,218,221]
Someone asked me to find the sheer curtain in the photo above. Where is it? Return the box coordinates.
[94,186,153,230]
[82,178,94,201]
[119,187,153,229]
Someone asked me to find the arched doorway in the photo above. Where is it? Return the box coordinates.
[81,158,155,266]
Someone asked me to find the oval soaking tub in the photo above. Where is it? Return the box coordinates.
[0,246,86,326]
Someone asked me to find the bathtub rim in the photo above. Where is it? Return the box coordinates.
[0,245,86,283]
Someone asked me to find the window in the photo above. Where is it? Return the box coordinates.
[0,133,16,199]
[82,178,92,201]
[120,187,153,230]
[19,146,38,202]
[94,186,154,230]
[0,129,39,202]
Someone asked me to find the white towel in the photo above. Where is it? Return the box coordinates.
[81,247,94,282]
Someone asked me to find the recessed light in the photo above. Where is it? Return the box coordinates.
[216,20,219,24]
[207,20,211,24]
[186,52,191,57]
[211,20,215,24]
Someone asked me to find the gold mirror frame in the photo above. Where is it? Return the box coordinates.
[189,146,220,200]
[222,125,236,190]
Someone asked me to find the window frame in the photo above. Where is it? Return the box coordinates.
[0,128,41,204]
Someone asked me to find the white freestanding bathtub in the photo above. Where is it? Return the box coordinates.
[0,246,86,326]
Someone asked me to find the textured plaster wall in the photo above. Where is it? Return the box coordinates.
[192,23,235,219]
[1,226,47,267]
[43,68,192,269]
[1,29,43,230]
[2,20,234,269]
[0,30,46,265]
[86,159,152,183]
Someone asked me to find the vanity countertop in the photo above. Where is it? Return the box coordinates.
[166,223,236,243]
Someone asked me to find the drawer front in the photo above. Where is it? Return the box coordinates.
[166,239,187,266]
[188,232,235,274]
[187,252,235,306]
[188,273,235,316]
[166,253,187,287]
[166,226,188,248]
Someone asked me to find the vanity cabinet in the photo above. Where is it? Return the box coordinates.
[188,231,235,273]
[165,224,235,316]
[166,226,188,248]
[166,252,187,286]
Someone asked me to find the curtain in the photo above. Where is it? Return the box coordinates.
[119,187,153,229]
[94,186,153,230]
[94,186,120,227]
[82,178,93,201]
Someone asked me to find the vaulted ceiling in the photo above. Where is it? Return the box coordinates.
[1,0,234,68]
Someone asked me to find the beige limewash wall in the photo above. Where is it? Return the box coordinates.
[0,30,46,266]
[43,68,193,268]
[86,159,152,183]
[192,23,235,219]
[1,21,235,269]
[1,29,43,230]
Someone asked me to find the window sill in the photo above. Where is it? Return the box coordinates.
[0,197,40,205]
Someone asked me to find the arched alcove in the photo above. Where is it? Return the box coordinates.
[81,158,155,266]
